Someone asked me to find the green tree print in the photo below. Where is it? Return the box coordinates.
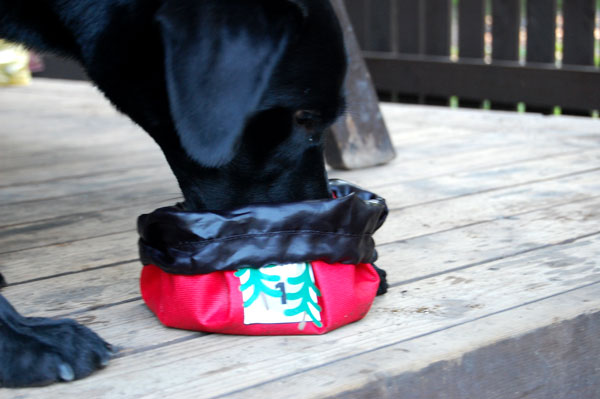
[235,267,282,308]
[284,263,322,327]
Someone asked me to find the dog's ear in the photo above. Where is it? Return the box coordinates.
[156,0,303,167]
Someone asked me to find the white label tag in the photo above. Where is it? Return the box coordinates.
[235,263,322,327]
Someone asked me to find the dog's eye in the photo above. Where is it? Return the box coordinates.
[294,110,321,131]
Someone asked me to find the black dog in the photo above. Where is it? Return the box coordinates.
[0,0,347,387]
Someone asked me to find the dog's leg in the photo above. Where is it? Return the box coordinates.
[0,284,113,387]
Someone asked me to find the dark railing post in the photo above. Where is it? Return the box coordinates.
[365,0,392,52]
[563,0,596,66]
[526,0,557,64]
[424,0,451,57]
[396,0,421,55]
[347,0,600,115]
[459,0,486,59]
[491,0,521,62]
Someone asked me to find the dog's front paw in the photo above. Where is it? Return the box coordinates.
[0,295,113,388]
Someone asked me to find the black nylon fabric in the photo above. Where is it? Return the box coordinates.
[137,179,388,275]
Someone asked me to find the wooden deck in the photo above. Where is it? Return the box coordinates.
[1,79,599,398]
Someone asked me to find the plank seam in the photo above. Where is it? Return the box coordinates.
[55,296,143,319]
[114,334,206,359]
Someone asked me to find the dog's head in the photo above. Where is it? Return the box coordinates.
[156,0,347,210]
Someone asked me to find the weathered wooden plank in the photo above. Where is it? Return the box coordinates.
[2,81,600,398]
[0,131,156,172]
[109,237,600,398]
[75,300,199,357]
[377,196,600,284]
[1,231,139,285]
[0,165,175,205]
[23,77,597,141]
[331,138,597,191]
[6,194,599,332]
[4,137,592,226]
[2,128,592,226]
[6,127,583,208]
[7,232,599,398]
[2,141,597,253]
[3,84,596,181]
[340,148,600,210]
[0,160,169,192]
[0,77,98,96]
[237,286,600,399]
[379,104,600,136]
[5,99,596,212]
[0,180,180,227]
[2,165,596,293]
[377,171,600,245]
[2,167,597,292]
[3,145,597,256]
[0,199,172,253]
[0,116,155,168]
[0,146,164,182]
[4,262,141,318]
[0,95,137,140]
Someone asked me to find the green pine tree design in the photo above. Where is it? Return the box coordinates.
[284,263,323,327]
[235,267,282,308]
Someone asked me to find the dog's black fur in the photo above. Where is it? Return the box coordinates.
[0,0,347,387]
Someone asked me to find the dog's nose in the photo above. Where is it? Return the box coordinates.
[293,110,321,131]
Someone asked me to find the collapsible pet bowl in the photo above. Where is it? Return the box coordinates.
[137,179,388,335]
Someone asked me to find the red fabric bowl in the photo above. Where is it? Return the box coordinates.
[137,180,387,336]
[140,261,380,335]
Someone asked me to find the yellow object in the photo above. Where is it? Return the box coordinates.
[0,40,31,86]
